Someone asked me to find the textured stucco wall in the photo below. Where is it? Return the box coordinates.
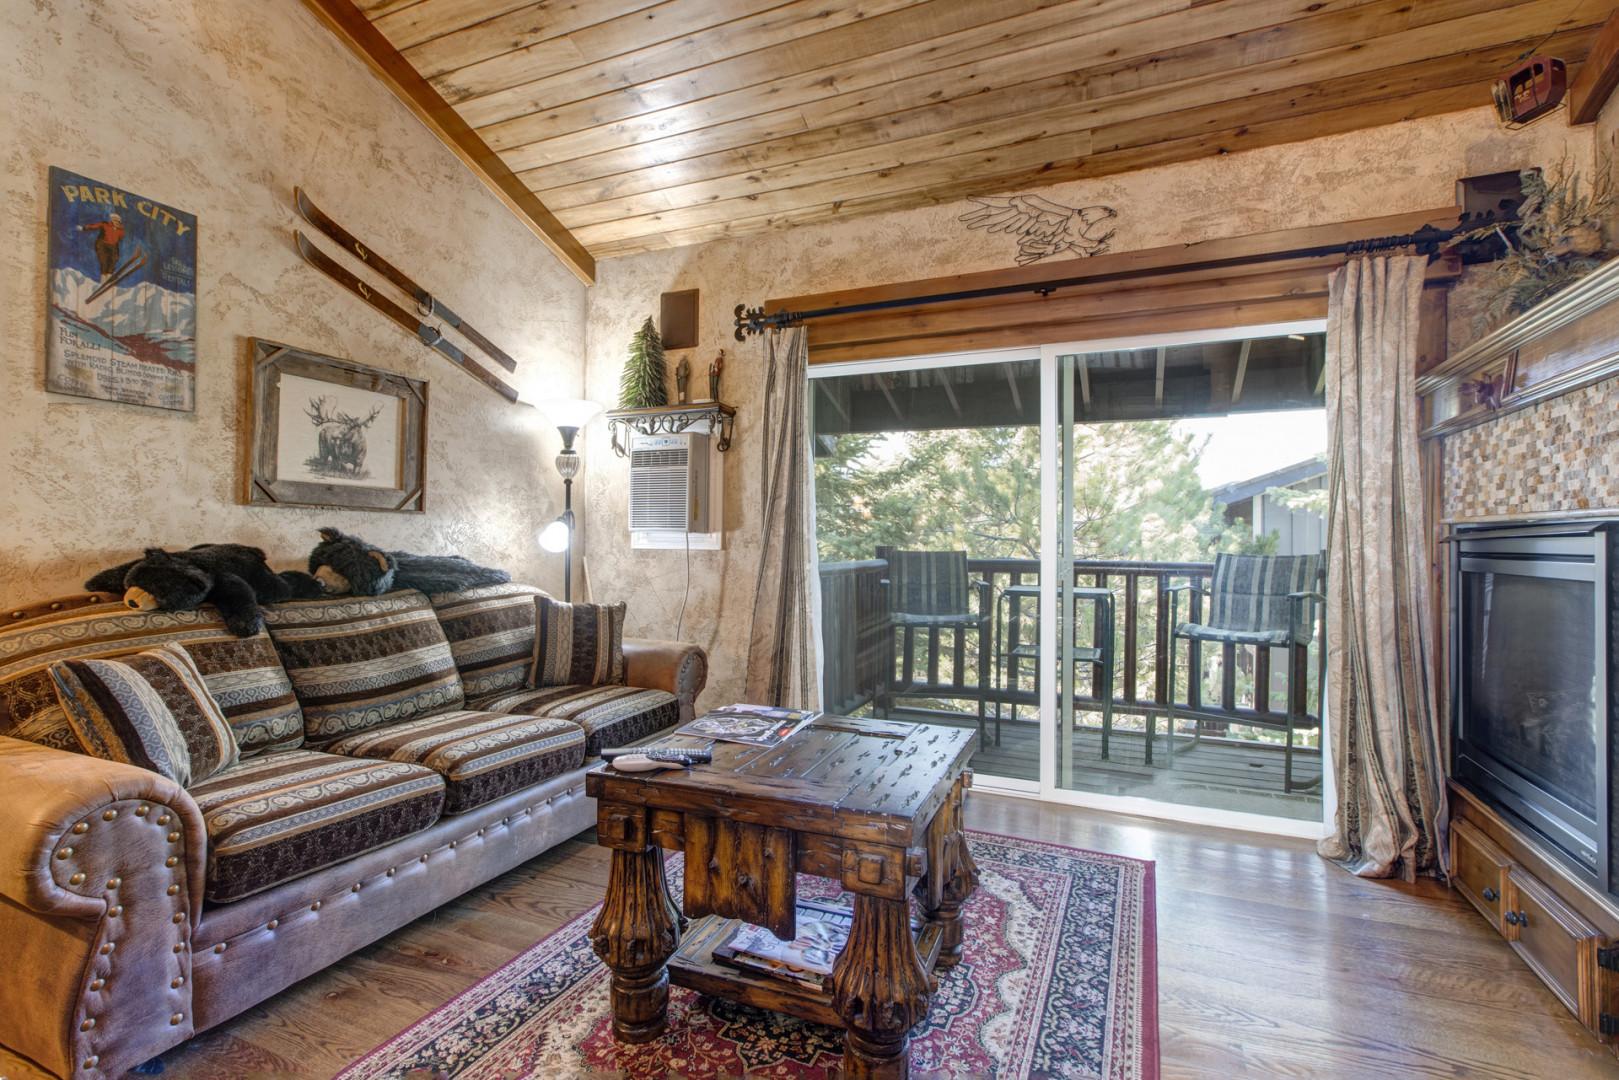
[0,0,586,605]
[580,107,1593,709]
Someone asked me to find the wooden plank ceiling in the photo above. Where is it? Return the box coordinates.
[356,0,1613,259]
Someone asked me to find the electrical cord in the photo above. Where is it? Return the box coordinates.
[676,524,691,640]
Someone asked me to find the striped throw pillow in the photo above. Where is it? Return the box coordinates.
[50,643,240,787]
[529,598,625,689]
[264,592,465,744]
[430,584,546,698]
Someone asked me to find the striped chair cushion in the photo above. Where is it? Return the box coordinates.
[529,598,625,689]
[50,643,240,787]
[0,603,303,756]
[429,584,547,698]
[470,684,679,758]
[326,709,585,814]
[888,550,971,617]
[264,592,465,746]
[1192,553,1324,646]
[190,749,445,903]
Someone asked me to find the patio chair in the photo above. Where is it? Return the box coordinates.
[878,549,992,740]
[1162,553,1325,793]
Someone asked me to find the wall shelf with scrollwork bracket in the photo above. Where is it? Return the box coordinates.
[606,402,737,456]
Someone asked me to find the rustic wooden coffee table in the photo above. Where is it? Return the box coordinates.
[584,714,978,1079]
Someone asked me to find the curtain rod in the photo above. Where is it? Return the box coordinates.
[733,221,1473,341]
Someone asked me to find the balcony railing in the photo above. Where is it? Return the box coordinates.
[817,554,1322,734]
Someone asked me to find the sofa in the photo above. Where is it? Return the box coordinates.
[0,583,706,1079]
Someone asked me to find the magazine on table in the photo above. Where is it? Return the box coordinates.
[674,703,820,747]
[713,900,853,991]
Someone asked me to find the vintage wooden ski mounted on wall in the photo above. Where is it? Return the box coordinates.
[294,187,518,374]
[294,230,522,405]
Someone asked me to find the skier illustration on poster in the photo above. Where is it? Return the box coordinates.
[82,211,124,278]
[45,166,197,411]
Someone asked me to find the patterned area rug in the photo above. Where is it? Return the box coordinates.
[339,831,1157,1079]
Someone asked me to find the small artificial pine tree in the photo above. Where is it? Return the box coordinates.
[619,317,669,408]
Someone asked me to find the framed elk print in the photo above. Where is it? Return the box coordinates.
[247,339,427,512]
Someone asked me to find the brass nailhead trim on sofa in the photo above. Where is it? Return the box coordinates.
[72,822,88,834]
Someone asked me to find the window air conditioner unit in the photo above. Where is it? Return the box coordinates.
[628,431,721,548]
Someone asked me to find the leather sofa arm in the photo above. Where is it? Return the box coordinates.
[0,736,206,1079]
[623,638,708,724]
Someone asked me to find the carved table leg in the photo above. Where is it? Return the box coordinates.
[589,843,681,1042]
[922,776,980,967]
[832,893,933,1079]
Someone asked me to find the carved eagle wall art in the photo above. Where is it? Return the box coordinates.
[959,195,1118,265]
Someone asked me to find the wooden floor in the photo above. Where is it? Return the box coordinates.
[146,795,1619,1080]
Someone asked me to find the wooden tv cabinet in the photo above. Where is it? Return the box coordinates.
[1449,779,1619,1051]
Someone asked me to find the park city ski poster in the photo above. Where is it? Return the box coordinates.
[46,167,197,411]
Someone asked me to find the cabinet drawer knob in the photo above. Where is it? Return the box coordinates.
[1482,886,1498,902]
[1504,909,1529,927]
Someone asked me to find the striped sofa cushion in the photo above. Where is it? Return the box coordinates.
[0,602,303,756]
[530,598,625,689]
[326,709,585,814]
[263,592,465,745]
[429,584,547,698]
[190,749,445,903]
[50,643,240,787]
[471,684,679,758]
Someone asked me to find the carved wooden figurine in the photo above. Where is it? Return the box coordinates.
[708,349,724,401]
[675,356,691,405]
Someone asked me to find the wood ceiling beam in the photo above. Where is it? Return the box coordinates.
[395,0,667,80]
[558,28,1563,241]
[369,0,630,53]
[300,0,596,285]
[580,80,1486,257]
[1232,340,1253,405]
[530,0,1439,212]
[568,40,1538,250]
[440,0,915,114]
[499,0,1549,183]
[1570,6,1619,123]
[485,0,1171,168]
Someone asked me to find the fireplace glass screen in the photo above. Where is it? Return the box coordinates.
[1461,570,1598,818]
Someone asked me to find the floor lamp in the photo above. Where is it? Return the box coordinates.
[537,398,603,602]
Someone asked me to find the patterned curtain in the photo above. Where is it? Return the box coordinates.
[744,327,818,709]
[1318,255,1448,881]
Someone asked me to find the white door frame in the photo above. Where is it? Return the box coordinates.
[1039,321,1332,840]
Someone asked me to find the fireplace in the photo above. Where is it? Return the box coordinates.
[1451,518,1616,892]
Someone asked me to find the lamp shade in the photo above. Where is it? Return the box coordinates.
[537,516,571,553]
[538,398,604,432]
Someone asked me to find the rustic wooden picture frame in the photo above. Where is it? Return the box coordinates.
[246,338,428,512]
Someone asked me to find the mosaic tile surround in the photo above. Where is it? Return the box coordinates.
[1442,374,1619,521]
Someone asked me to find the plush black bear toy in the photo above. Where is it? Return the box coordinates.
[307,527,511,596]
[85,544,326,637]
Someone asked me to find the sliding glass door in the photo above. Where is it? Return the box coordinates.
[807,323,1332,832]
[1040,325,1330,834]
[810,350,1043,792]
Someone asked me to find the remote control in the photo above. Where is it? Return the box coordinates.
[601,747,713,769]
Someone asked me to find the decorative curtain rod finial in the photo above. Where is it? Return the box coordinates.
[733,303,799,340]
